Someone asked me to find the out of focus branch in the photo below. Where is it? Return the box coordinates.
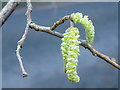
[0,0,21,28]
[29,22,120,70]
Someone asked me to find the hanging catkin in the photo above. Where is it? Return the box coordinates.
[71,12,95,45]
[61,27,80,83]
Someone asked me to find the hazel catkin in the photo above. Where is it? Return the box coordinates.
[70,12,95,45]
[61,27,80,83]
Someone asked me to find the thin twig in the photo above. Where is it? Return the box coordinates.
[30,22,62,38]
[80,41,120,68]
[70,20,74,27]
[29,22,120,70]
[16,0,32,77]
[50,15,70,30]
[0,0,21,28]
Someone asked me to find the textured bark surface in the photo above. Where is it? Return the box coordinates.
[0,0,21,27]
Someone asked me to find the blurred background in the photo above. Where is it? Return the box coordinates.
[2,2,118,88]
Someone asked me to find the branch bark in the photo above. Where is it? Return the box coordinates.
[16,0,32,77]
[0,0,21,28]
[29,22,120,70]
[50,15,70,30]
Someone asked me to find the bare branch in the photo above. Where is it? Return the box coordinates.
[80,41,120,69]
[50,15,70,30]
[30,22,63,38]
[0,0,21,28]
[29,22,120,70]
[16,0,32,77]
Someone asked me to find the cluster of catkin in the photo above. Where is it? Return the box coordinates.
[61,12,95,83]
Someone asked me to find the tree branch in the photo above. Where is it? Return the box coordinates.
[50,15,70,30]
[29,22,120,70]
[1,0,119,78]
[16,0,32,77]
[0,0,21,28]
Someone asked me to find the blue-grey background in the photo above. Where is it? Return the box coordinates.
[2,2,118,88]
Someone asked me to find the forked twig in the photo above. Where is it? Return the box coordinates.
[16,0,32,77]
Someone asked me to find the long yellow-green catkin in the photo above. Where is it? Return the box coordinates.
[61,27,81,83]
[70,12,95,45]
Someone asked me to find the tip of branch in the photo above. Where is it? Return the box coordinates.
[22,72,28,78]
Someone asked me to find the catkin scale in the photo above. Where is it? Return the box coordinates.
[70,12,95,45]
[61,27,80,83]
